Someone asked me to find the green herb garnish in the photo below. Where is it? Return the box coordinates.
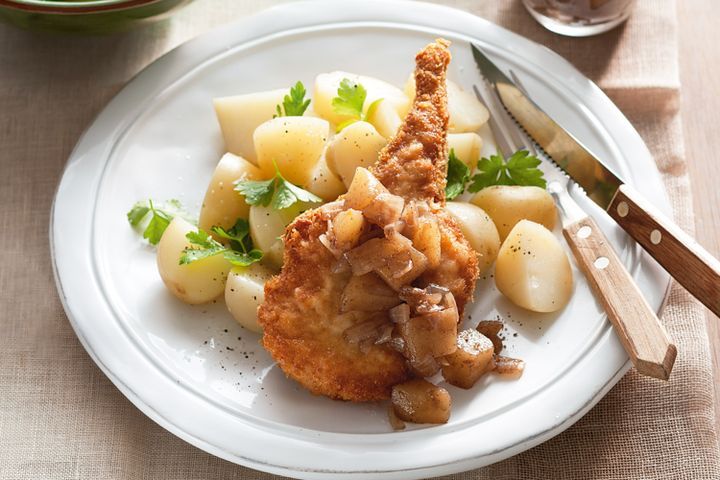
[179,218,262,267]
[275,81,311,117]
[331,78,383,131]
[468,149,547,192]
[445,149,471,200]
[127,199,188,245]
[235,162,322,210]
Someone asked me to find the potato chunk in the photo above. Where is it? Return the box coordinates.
[325,121,386,187]
[213,89,286,163]
[249,203,306,268]
[365,99,402,139]
[444,202,500,274]
[471,185,557,240]
[447,80,490,132]
[156,217,229,305]
[447,133,482,170]
[495,220,573,313]
[442,329,494,389]
[314,71,410,126]
[391,379,451,424]
[198,153,262,236]
[225,263,274,333]
[305,154,346,201]
[253,116,329,185]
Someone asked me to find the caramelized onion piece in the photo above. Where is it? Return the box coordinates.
[442,329,495,389]
[345,234,428,290]
[341,273,401,312]
[374,323,395,345]
[363,192,405,227]
[412,217,442,268]
[408,353,440,377]
[493,355,525,379]
[333,208,366,251]
[387,404,406,431]
[389,303,410,324]
[391,379,451,424]
[399,284,448,314]
[319,232,342,259]
[344,167,387,211]
[476,320,504,354]
[342,314,390,346]
[398,309,458,363]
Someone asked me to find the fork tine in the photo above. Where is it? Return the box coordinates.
[471,83,516,156]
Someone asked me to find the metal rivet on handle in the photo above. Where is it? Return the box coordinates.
[617,201,629,217]
[577,226,592,239]
[594,257,610,269]
[650,229,662,245]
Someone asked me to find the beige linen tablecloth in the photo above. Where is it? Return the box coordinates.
[1,1,717,478]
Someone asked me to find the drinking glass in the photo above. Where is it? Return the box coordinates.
[522,0,636,37]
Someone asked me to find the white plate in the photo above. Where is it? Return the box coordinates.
[51,1,671,478]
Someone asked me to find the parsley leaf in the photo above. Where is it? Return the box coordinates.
[127,199,188,246]
[211,218,252,252]
[234,178,276,207]
[127,203,150,226]
[180,218,263,267]
[332,78,367,118]
[331,78,383,131]
[468,149,547,192]
[235,164,321,210]
[445,149,471,200]
[275,81,311,117]
[273,179,321,210]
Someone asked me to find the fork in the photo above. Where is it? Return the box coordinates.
[472,80,676,380]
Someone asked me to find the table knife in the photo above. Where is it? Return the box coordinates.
[472,78,676,380]
[472,43,720,318]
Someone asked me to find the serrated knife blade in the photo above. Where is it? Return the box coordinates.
[471,42,720,318]
[471,44,622,208]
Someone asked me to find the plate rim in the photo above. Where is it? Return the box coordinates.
[50,1,672,478]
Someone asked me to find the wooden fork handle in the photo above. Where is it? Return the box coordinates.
[564,216,677,380]
[608,184,720,318]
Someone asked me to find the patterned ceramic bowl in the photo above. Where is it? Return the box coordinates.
[0,0,193,33]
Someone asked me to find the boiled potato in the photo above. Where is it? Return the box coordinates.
[391,379,451,424]
[254,116,329,186]
[495,220,573,313]
[444,202,500,274]
[325,121,386,187]
[213,89,286,164]
[447,80,490,132]
[249,203,306,268]
[442,329,495,389]
[225,263,274,333]
[313,71,410,126]
[198,153,262,235]
[305,153,346,201]
[405,77,489,133]
[471,185,557,240]
[448,133,482,170]
[156,217,230,305]
[365,99,402,139]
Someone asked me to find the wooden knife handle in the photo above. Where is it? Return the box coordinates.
[564,216,676,380]
[608,184,720,317]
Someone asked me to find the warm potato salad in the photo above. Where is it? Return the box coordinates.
[127,71,575,428]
